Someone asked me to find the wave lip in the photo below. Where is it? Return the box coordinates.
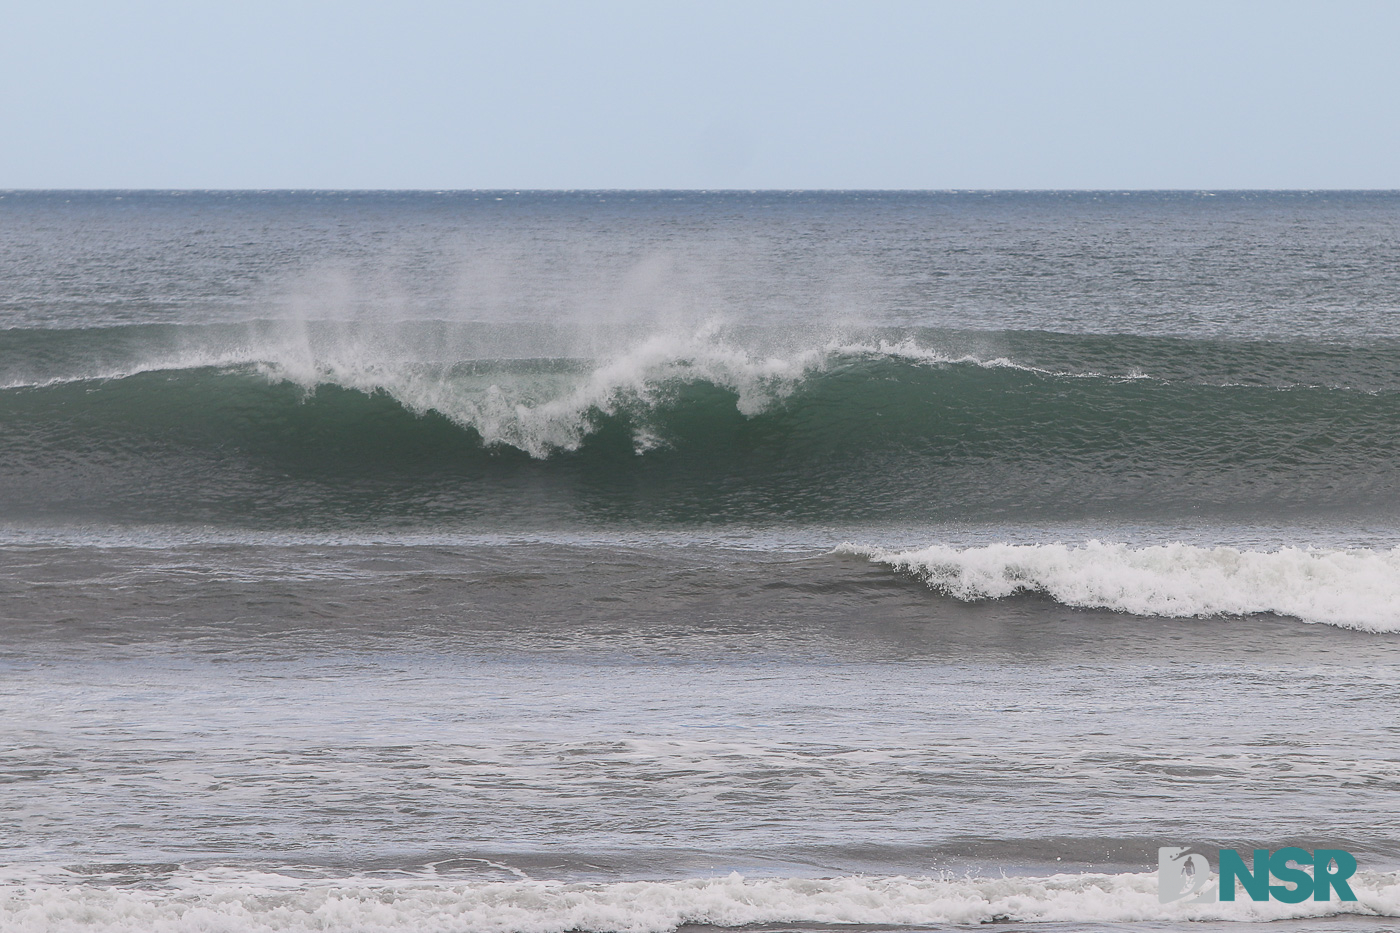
[840,541,1400,632]
[4,868,1399,932]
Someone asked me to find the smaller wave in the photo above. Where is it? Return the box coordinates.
[830,334,1154,381]
[3,867,1398,932]
[839,541,1400,632]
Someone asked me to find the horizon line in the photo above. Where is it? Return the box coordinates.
[4,187,1400,195]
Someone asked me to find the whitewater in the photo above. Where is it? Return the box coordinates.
[8,866,1400,932]
[839,541,1400,631]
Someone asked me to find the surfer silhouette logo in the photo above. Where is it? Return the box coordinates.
[1158,847,1217,904]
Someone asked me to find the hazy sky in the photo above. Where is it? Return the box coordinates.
[3,0,1397,189]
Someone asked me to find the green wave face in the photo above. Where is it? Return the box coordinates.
[3,321,1398,529]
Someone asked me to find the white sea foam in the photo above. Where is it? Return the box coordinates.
[3,868,1398,932]
[839,540,1400,632]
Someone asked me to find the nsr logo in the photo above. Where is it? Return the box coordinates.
[1158,847,1358,904]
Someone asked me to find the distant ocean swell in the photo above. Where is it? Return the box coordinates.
[5,868,1400,932]
[1,323,1397,525]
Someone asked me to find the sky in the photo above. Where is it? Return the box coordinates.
[2,0,1398,190]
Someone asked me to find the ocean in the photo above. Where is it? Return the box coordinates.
[1,190,1398,932]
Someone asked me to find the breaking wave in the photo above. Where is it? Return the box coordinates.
[3,322,1399,526]
[841,541,1400,632]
